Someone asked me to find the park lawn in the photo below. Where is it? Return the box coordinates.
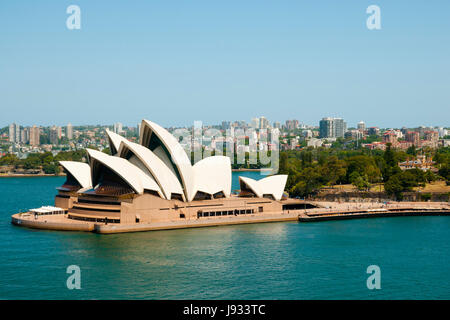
[323,183,384,192]
[323,182,449,194]
[414,181,450,193]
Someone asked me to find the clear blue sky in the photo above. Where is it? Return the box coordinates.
[1,0,449,128]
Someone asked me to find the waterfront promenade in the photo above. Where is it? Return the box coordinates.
[297,201,450,222]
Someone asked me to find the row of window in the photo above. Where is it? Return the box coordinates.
[31,211,66,216]
[68,215,120,224]
[197,208,261,218]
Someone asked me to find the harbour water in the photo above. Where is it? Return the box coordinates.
[1,172,449,299]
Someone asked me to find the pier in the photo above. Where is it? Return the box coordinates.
[297,203,450,222]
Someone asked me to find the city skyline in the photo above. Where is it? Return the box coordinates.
[3,116,448,155]
[3,117,449,132]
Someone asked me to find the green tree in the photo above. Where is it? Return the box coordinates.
[346,155,381,183]
[424,170,437,183]
[382,143,401,181]
[438,164,450,185]
[384,175,404,200]
[323,156,347,187]
[397,171,419,190]
[42,163,58,174]
[406,145,417,156]
[300,151,313,168]
[0,154,19,166]
[279,152,288,175]
[353,174,371,191]
[384,171,420,200]
[290,167,322,198]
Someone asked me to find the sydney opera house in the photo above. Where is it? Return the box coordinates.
[12,120,304,234]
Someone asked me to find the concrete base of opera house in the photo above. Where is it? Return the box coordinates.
[11,211,300,234]
[11,201,450,234]
[11,213,95,232]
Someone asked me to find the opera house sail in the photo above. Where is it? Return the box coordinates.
[11,119,298,234]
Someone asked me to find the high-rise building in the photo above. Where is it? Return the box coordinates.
[406,131,420,147]
[8,123,21,143]
[437,127,448,138]
[249,117,271,129]
[401,127,408,135]
[15,124,21,142]
[66,123,73,140]
[20,128,29,144]
[319,117,347,138]
[357,121,366,132]
[29,126,40,146]
[285,120,299,131]
[259,116,270,129]
[9,123,15,143]
[424,131,439,148]
[50,126,59,145]
[113,122,123,134]
[250,118,259,129]
[367,127,380,136]
[333,118,346,138]
[319,118,334,138]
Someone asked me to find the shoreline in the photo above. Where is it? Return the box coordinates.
[231,168,273,172]
[0,174,65,178]
[1,169,272,176]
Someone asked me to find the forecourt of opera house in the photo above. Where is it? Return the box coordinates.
[11,119,311,234]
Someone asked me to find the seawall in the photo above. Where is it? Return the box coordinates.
[11,203,450,234]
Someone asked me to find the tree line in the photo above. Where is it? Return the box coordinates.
[279,144,450,200]
[0,150,86,174]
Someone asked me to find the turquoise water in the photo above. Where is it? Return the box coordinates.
[1,172,449,300]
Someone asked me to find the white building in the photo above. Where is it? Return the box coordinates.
[113,122,123,134]
[66,123,73,140]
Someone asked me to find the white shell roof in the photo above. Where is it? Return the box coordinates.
[86,148,163,197]
[59,161,92,189]
[117,140,185,201]
[105,129,129,155]
[191,156,232,201]
[239,175,288,201]
[140,119,194,200]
